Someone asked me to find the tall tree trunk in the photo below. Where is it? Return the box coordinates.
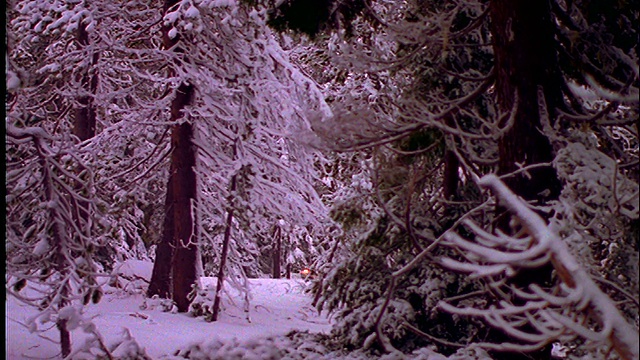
[489,1,564,358]
[491,0,562,203]
[170,114,198,312]
[147,0,198,312]
[147,83,197,311]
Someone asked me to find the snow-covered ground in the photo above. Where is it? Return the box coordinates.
[5,260,332,359]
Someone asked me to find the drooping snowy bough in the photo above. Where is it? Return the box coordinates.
[438,174,639,360]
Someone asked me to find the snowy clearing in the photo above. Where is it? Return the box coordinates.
[5,260,332,359]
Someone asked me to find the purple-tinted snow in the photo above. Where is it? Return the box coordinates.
[5,259,331,359]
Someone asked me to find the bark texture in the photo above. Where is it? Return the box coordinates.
[489,1,564,358]
[169,113,198,312]
[490,0,562,202]
[147,86,198,311]
[147,0,199,313]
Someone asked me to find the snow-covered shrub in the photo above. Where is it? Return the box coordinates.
[108,260,153,295]
[107,329,153,360]
[437,175,639,359]
[188,282,217,321]
[407,346,492,360]
[311,140,484,355]
[140,295,177,313]
[71,327,151,360]
[552,130,639,327]
[172,329,495,360]
[317,214,481,354]
[173,331,329,360]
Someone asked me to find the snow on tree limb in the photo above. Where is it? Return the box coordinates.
[439,174,639,360]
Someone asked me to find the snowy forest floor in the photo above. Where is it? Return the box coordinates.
[6,259,498,360]
[5,259,334,359]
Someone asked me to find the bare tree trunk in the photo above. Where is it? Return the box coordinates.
[147,0,198,312]
[490,0,563,201]
[272,225,282,279]
[146,88,197,309]
[489,1,564,358]
[211,175,237,322]
[169,115,198,313]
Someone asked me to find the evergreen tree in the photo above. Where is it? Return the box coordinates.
[146,0,199,313]
[7,0,111,355]
[144,0,333,316]
[269,0,638,358]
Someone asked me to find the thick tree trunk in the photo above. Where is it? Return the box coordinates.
[490,0,563,201]
[146,87,197,310]
[168,87,198,313]
[147,0,199,312]
[489,1,564,359]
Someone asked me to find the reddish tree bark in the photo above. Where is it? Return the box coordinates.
[147,85,198,312]
[169,112,198,312]
[489,1,564,358]
[147,0,198,313]
[490,0,563,202]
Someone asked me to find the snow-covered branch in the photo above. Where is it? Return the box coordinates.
[438,174,639,360]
